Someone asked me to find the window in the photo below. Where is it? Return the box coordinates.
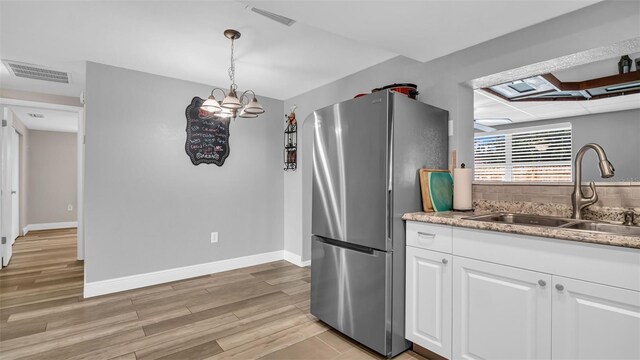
[474,123,572,182]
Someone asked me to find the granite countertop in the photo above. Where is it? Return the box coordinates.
[402,211,640,249]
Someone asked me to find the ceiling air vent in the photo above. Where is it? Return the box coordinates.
[2,60,70,84]
[250,7,296,26]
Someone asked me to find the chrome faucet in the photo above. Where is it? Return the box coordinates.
[571,143,615,219]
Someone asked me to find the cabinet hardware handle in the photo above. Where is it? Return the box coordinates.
[417,232,436,239]
[538,280,546,287]
[442,258,448,264]
[555,284,564,291]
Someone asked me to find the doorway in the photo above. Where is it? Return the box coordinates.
[0,99,84,268]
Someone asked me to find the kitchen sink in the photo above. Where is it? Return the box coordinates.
[559,222,640,236]
[465,213,575,227]
[466,212,640,237]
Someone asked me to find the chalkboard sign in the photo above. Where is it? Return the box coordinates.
[185,97,231,166]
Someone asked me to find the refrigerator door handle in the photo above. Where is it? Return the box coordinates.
[387,189,392,241]
[387,110,393,242]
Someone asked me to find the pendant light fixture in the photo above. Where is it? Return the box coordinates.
[201,29,265,119]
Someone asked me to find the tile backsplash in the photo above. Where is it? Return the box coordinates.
[473,183,640,208]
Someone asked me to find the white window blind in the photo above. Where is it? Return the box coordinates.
[474,124,572,182]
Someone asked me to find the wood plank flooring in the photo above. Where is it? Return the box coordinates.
[0,229,427,360]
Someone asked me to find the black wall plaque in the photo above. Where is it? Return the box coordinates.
[185,97,231,166]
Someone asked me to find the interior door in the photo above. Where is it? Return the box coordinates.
[311,92,389,250]
[11,128,19,241]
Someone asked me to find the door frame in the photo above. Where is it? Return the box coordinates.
[1,107,12,266]
[11,127,20,242]
[0,98,85,261]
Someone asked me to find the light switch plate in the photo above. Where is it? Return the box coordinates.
[211,232,218,243]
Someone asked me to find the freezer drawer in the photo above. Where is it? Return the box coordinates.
[310,236,391,356]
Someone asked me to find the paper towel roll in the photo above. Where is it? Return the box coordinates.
[453,166,473,210]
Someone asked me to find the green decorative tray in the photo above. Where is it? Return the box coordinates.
[428,172,453,212]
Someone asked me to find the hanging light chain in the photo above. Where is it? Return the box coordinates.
[228,37,236,88]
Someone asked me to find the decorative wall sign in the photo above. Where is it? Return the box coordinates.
[185,97,231,166]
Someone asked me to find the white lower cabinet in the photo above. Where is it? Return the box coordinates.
[552,276,640,360]
[405,221,640,360]
[405,245,452,358]
[452,256,552,360]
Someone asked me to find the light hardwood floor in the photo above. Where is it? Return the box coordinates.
[0,229,427,360]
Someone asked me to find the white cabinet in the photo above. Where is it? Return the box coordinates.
[552,276,640,360]
[405,221,640,360]
[405,245,452,359]
[453,256,552,360]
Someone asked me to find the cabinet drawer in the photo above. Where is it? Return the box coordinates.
[406,222,452,253]
[452,227,640,292]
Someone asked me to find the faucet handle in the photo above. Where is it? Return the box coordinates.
[623,210,636,226]
[585,182,598,203]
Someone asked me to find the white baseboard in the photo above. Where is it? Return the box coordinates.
[23,221,78,235]
[284,250,311,267]
[84,250,285,298]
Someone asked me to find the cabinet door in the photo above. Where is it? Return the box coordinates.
[405,246,452,358]
[453,256,551,360]
[552,276,640,360]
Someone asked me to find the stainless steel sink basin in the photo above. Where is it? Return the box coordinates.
[559,222,640,236]
[466,213,574,227]
[466,212,640,237]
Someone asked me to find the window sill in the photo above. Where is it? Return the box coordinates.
[472,181,640,186]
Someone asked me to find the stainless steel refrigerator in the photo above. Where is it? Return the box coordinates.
[310,90,448,357]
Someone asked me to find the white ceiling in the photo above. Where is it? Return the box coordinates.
[10,106,78,133]
[474,52,640,123]
[0,0,599,101]
[243,0,600,63]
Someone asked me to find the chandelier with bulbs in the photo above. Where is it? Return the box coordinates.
[201,29,265,119]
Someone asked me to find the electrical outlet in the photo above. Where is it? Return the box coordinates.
[67,204,73,211]
[210,232,218,243]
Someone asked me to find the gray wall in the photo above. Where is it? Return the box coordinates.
[283,1,640,261]
[491,109,640,182]
[27,130,77,225]
[84,62,284,282]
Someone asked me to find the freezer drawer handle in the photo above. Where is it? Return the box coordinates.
[316,237,375,255]
[417,232,436,239]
